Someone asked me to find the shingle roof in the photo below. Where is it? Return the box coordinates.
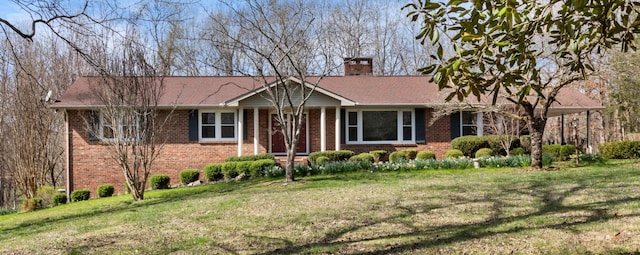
[51,76,603,115]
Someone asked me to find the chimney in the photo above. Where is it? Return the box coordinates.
[344,57,373,76]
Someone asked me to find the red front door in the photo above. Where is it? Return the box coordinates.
[271,114,307,154]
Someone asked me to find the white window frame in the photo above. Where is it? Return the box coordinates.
[198,110,237,142]
[460,111,483,136]
[345,109,415,144]
[98,111,141,142]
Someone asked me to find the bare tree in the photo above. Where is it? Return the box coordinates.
[209,0,337,182]
[88,33,172,200]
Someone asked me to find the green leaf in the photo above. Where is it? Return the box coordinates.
[453,59,462,71]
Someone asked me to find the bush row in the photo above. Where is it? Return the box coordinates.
[225,153,275,162]
[599,141,640,159]
[204,159,276,181]
[451,135,529,157]
[309,150,355,165]
[542,144,576,161]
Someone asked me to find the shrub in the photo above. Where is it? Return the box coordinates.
[308,150,355,165]
[52,193,67,206]
[349,153,374,163]
[70,189,91,202]
[204,164,224,182]
[264,165,285,178]
[389,151,405,163]
[97,184,115,198]
[579,153,607,165]
[235,161,252,177]
[315,156,330,165]
[475,148,493,158]
[150,174,171,189]
[294,164,310,177]
[451,136,489,157]
[444,149,464,159]
[560,144,576,160]
[369,150,387,162]
[510,147,526,155]
[403,149,419,160]
[225,154,275,162]
[599,141,640,159]
[416,150,436,160]
[520,135,532,153]
[222,162,238,179]
[21,198,42,212]
[249,159,276,178]
[179,169,200,184]
[542,144,563,160]
[36,185,57,208]
[0,207,17,215]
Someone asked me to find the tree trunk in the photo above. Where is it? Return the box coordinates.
[285,146,296,183]
[529,117,547,169]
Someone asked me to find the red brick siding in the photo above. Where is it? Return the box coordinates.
[66,107,453,197]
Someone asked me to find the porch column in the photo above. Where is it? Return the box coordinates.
[238,107,244,156]
[320,107,326,151]
[254,108,259,155]
[476,112,483,136]
[335,107,341,151]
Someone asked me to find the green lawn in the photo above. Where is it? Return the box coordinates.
[2,161,640,254]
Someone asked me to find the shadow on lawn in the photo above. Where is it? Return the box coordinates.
[253,167,640,254]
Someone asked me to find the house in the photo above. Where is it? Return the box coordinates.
[51,58,604,196]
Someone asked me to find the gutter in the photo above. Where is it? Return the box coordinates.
[64,110,71,202]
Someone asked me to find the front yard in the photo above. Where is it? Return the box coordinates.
[1,160,640,254]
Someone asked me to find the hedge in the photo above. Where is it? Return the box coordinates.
[452,135,521,157]
[225,154,275,162]
[444,149,464,159]
[308,150,355,165]
[249,159,276,178]
[349,153,374,163]
[542,144,576,161]
[179,169,200,184]
[52,193,67,206]
[416,150,436,160]
[222,162,238,179]
[599,141,640,159]
[475,148,493,158]
[97,184,115,198]
[204,164,224,182]
[150,174,171,189]
[369,150,387,162]
[70,189,90,202]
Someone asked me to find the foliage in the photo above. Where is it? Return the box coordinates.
[225,154,275,162]
[35,185,57,208]
[444,149,464,159]
[519,136,532,153]
[349,153,374,163]
[52,193,67,206]
[388,151,404,163]
[0,207,17,215]
[405,0,640,168]
[264,165,285,178]
[150,174,171,190]
[235,162,252,177]
[315,156,330,165]
[204,164,224,182]
[451,136,489,157]
[97,184,115,198]
[416,150,436,160]
[21,198,43,212]
[308,150,355,165]
[599,141,640,159]
[480,155,531,168]
[249,159,276,178]
[510,147,526,156]
[403,149,419,160]
[179,169,200,185]
[70,189,91,202]
[543,144,577,161]
[475,148,493,158]
[369,150,387,162]
[221,162,238,179]
[578,154,608,165]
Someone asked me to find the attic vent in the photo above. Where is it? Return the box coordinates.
[344,57,373,76]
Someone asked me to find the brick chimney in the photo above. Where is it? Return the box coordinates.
[344,57,373,76]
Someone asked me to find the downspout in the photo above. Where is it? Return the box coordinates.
[64,110,71,202]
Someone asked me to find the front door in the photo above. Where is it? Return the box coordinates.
[271,113,307,154]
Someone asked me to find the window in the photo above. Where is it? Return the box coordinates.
[94,111,142,142]
[199,110,236,141]
[461,111,483,136]
[346,109,414,144]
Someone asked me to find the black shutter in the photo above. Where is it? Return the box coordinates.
[450,111,461,140]
[88,110,100,141]
[340,109,346,144]
[188,110,199,141]
[415,108,426,143]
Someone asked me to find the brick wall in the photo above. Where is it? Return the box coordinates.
[66,107,453,197]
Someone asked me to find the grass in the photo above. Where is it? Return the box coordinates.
[2,160,640,254]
